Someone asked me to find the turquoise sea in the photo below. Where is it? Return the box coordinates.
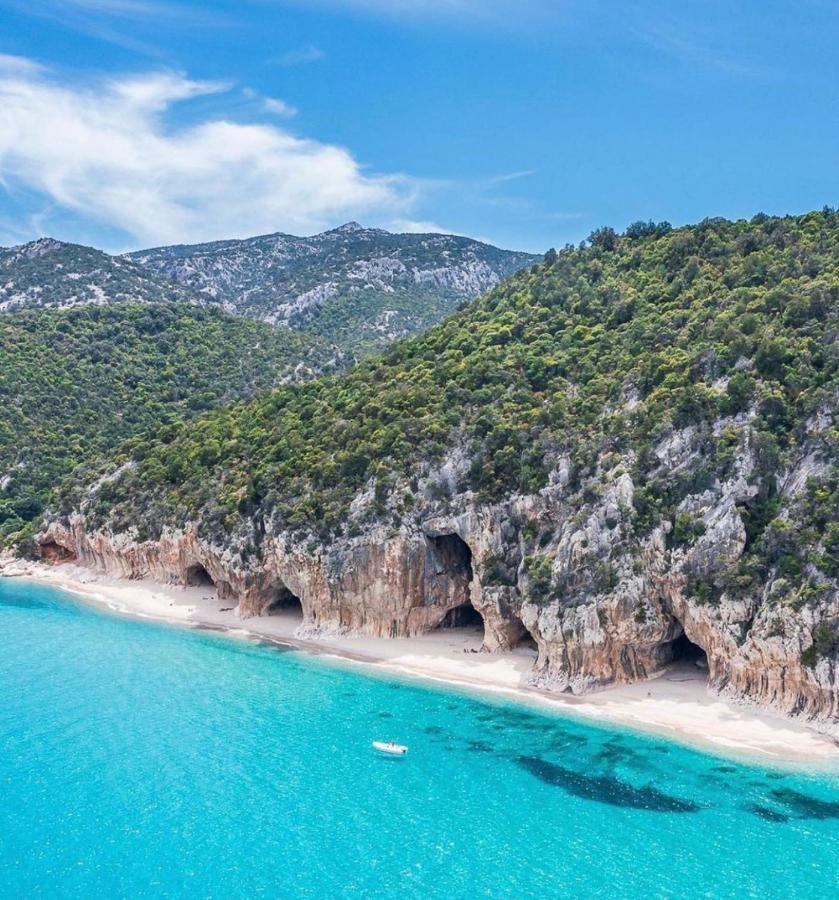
[1,578,838,898]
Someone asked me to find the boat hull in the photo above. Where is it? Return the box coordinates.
[372,741,408,756]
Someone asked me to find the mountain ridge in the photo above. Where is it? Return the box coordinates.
[2,225,537,354]
[127,222,538,353]
[0,237,202,313]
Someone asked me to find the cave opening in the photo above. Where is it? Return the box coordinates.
[429,533,474,584]
[670,631,708,671]
[185,564,215,589]
[439,601,483,630]
[429,533,484,640]
[38,540,75,563]
[264,585,303,622]
[515,631,539,653]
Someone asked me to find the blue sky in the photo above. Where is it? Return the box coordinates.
[0,0,836,252]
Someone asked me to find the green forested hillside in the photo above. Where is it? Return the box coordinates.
[75,209,837,568]
[0,303,336,540]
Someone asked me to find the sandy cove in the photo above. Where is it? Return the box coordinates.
[4,559,838,767]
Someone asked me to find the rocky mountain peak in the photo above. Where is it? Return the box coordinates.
[128,224,538,353]
[12,237,68,260]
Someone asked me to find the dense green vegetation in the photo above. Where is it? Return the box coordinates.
[0,303,335,542]
[76,210,837,565]
[300,279,487,357]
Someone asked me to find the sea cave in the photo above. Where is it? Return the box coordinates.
[185,564,215,589]
[264,584,304,622]
[428,533,484,639]
[669,631,709,672]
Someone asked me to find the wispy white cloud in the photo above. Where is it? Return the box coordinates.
[263,96,298,118]
[486,169,536,186]
[241,86,298,118]
[13,0,212,22]
[112,72,228,108]
[3,0,226,57]
[0,54,45,75]
[388,218,461,235]
[275,44,326,66]
[54,0,171,15]
[632,14,777,81]
[0,58,417,247]
[282,0,558,26]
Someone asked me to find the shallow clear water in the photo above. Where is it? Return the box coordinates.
[1,579,838,899]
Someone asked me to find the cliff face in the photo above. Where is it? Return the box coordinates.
[37,407,838,731]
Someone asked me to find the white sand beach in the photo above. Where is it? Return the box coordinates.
[4,558,837,766]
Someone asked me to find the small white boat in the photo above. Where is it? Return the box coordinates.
[372,740,408,757]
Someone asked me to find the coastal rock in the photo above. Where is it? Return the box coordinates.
[35,413,839,734]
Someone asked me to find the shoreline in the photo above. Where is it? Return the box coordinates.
[4,559,838,768]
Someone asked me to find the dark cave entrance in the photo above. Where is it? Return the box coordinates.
[439,601,483,630]
[185,564,215,589]
[428,533,484,639]
[429,533,474,585]
[264,584,303,622]
[514,630,539,653]
[670,631,708,672]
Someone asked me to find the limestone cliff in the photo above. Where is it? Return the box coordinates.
[36,404,838,732]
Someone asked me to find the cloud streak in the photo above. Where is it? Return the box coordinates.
[486,169,536,185]
[9,0,218,23]
[0,57,416,247]
[283,0,558,26]
[275,45,326,66]
[637,24,775,80]
[263,96,298,118]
